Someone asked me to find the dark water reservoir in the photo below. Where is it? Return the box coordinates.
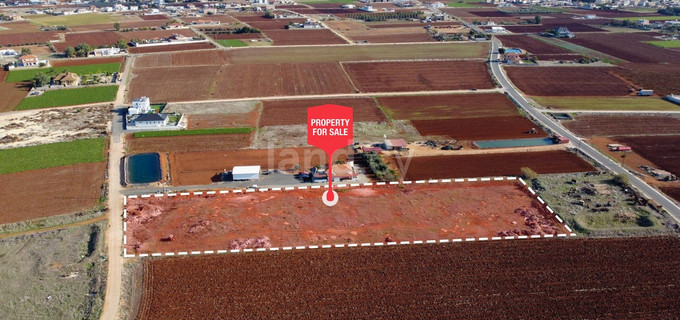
[127,153,161,184]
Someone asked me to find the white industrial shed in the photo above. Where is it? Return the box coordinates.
[232,165,260,181]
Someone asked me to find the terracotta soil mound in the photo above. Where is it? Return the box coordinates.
[0,162,106,224]
[260,97,385,127]
[399,151,594,180]
[124,181,564,254]
[344,60,493,92]
[505,66,633,96]
[136,237,680,320]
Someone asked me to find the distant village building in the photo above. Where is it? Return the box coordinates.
[17,55,48,67]
[53,72,79,86]
[128,96,151,115]
[91,47,121,56]
[383,138,408,151]
[504,52,522,64]
[554,27,575,38]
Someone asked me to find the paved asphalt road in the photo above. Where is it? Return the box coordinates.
[489,37,680,223]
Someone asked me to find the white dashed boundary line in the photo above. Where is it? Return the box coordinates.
[122,176,575,258]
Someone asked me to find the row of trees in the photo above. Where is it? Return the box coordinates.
[346,11,425,22]
[362,152,399,182]
[63,40,128,58]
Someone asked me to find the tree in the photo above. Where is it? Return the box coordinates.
[612,173,630,187]
[113,22,121,31]
[498,47,506,54]
[263,10,275,19]
[21,47,31,55]
[64,46,76,58]
[115,39,129,50]
[33,72,50,88]
[534,15,542,24]
[74,43,93,57]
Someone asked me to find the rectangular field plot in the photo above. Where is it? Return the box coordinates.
[124,181,568,255]
[564,115,680,137]
[127,66,219,103]
[377,93,519,120]
[411,116,546,140]
[615,135,680,177]
[260,97,385,127]
[505,66,633,96]
[399,151,594,180]
[344,60,493,92]
[565,33,680,64]
[265,29,347,45]
[136,237,680,320]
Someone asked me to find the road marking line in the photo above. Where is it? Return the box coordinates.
[311,185,321,189]
[139,254,149,258]
[243,249,254,252]
[530,235,541,239]
[547,206,554,214]
[441,179,452,183]
[295,246,306,250]
[123,209,126,219]
[309,245,319,249]
[256,248,266,252]
[467,178,478,182]
[387,242,397,246]
[258,188,268,192]
[191,251,201,255]
[284,187,295,190]
[204,250,214,254]
[481,178,491,181]
[271,187,282,191]
[283,247,292,250]
[350,183,360,187]
[504,236,515,240]
[123,197,127,205]
[335,244,345,248]
[507,176,517,180]
[217,250,227,254]
[517,235,528,239]
[363,183,373,186]
[565,225,572,232]
[527,187,536,195]
[413,240,423,244]
[337,184,347,188]
[123,235,126,245]
[178,252,188,256]
[165,252,175,256]
[478,237,489,241]
[556,216,563,223]
[544,234,554,238]
[167,193,176,197]
[557,234,567,237]
[570,233,577,237]
[403,181,412,184]
[452,238,463,242]
[193,192,203,195]
[141,194,151,198]
[492,237,502,240]
[519,178,526,185]
[361,243,371,247]
[127,195,137,199]
[347,243,358,247]
[298,186,308,190]
[245,189,255,193]
[465,238,476,241]
[400,241,410,245]
[373,242,384,246]
[439,239,449,243]
[233,190,242,193]
[270,248,279,251]
[389,181,399,185]
[206,191,216,195]
[322,245,332,248]
[426,240,436,244]
[415,180,426,184]
[494,177,504,181]
[180,192,190,196]
[220,190,229,194]
[376,182,386,186]
[230,249,240,253]
[429,179,438,183]
[454,178,465,182]
[537,197,545,204]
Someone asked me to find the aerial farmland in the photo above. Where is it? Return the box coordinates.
[0,1,680,319]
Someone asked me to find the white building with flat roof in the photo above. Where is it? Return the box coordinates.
[232,166,261,181]
[128,96,151,115]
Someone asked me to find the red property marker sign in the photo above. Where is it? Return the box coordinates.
[307,104,353,206]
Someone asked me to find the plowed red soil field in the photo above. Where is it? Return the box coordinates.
[180,15,239,24]
[377,93,519,120]
[0,21,40,34]
[68,19,172,32]
[399,151,594,180]
[212,63,354,99]
[169,147,351,186]
[505,66,633,96]
[615,63,680,97]
[614,135,680,176]
[344,60,493,92]
[125,181,565,254]
[245,19,305,30]
[504,23,605,33]
[0,70,30,112]
[134,50,228,68]
[660,186,680,203]
[349,33,434,43]
[260,97,384,127]
[127,66,219,103]
[53,31,122,51]
[535,53,582,61]
[0,31,59,46]
[564,115,680,137]
[265,29,347,45]
[136,237,680,320]
[565,33,680,64]
[411,116,546,140]
[50,57,125,67]
[127,42,214,54]
[139,14,168,20]
[497,35,572,54]
[126,133,253,154]
[187,113,258,130]
[0,162,105,224]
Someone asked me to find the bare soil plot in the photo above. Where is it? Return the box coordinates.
[127,42,215,54]
[504,23,605,33]
[615,63,680,97]
[0,105,110,149]
[265,29,347,45]
[0,31,59,46]
[377,93,519,120]
[134,50,228,68]
[0,71,30,113]
[505,66,633,96]
[212,63,354,99]
[125,181,565,254]
[0,21,41,34]
[411,116,546,140]
[497,35,572,54]
[139,14,168,20]
[126,133,253,154]
[660,186,680,203]
[245,19,305,30]
[565,33,680,64]
[535,53,583,61]
[260,97,384,127]
[127,66,219,103]
[53,31,122,51]
[180,15,239,24]
[169,147,351,186]
[614,135,680,176]
[564,115,680,137]
[117,29,197,41]
[400,151,594,180]
[136,237,680,320]
[344,60,493,93]
[0,162,105,225]
[343,27,434,43]
[68,19,172,32]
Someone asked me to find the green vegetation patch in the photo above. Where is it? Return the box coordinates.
[0,138,106,175]
[614,15,680,21]
[133,127,254,138]
[29,12,119,26]
[17,85,118,110]
[646,40,680,48]
[0,222,107,320]
[532,96,680,111]
[446,0,484,7]
[6,63,122,83]
[216,39,248,47]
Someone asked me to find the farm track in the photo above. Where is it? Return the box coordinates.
[0,215,106,240]
[136,237,680,320]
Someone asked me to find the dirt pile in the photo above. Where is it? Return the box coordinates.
[228,237,271,250]
[498,207,558,236]
[126,203,164,225]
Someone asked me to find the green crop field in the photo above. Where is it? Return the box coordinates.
[133,127,254,138]
[16,85,118,110]
[0,138,106,175]
[216,39,248,47]
[614,16,680,21]
[29,13,120,26]
[446,0,484,7]
[6,63,121,83]
[532,96,680,111]
[646,40,680,48]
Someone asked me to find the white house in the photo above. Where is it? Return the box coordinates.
[91,47,121,57]
[132,113,168,127]
[359,5,377,12]
[17,55,48,67]
[128,96,151,115]
[341,4,356,8]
